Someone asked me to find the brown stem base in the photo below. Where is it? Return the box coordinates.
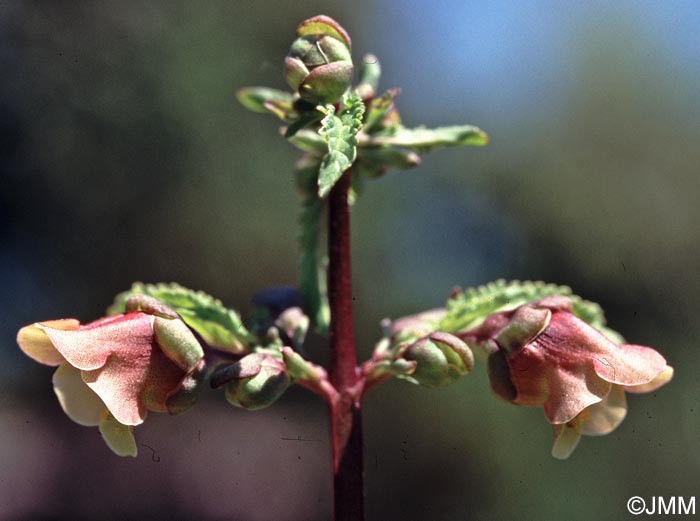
[333,402,364,521]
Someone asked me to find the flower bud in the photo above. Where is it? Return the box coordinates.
[399,332,473,387]
[214,353,290,410]
[250,287,309,349]
[284,15,353,104]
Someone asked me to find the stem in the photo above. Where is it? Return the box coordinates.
[327,169,365,521]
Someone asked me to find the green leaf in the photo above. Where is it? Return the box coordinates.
[355,146,421,178]
[440,279,614,335]
[263,99,298,122]
[286,129,328,153]
[284,110,323,138]
[317,93,365,197]
[296,157,330,334]
[108,282,254,354]
[367,124,489,152]
[237,87,294,116]
[362,88,398,133]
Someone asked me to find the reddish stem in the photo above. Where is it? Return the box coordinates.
[327,169,365,521]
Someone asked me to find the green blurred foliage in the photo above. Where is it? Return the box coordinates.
[1,1,698,520]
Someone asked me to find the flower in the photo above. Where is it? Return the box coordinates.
[284,15,353,104]
[461,296,673,458]
[17,310,204,457]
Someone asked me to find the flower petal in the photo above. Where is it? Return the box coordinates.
[580,384,627,436]
[551,421,582,459]
[624,364,674,394]
[508,344,611,423]
[52,363,106,426]
[99,411,137,457]
[40,312,186,426]
[592,344,668,387]
[82,340,186,425]
[40,313,155,371]
[541,361,611,424]
[17,319,79,366]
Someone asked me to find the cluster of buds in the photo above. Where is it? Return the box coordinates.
[284,15,353,104]
[396,332,474,388]
[367,309,474,389]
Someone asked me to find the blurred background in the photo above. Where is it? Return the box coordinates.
[1,1,698,519]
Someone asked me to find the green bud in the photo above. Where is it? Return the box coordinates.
[281,346,326,383]
[220,353,290,410]
[357,53,381,98]
[399,332,473,387]
[284,16,354,104]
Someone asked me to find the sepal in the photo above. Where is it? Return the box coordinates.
[109,282,254,354]
[212,353,290,411]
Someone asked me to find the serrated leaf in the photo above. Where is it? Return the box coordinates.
[109,282,254,354]
[296,158,330,334]
[368,124,489,152]
[237,87,294,115]
[362,88,398,133]
[439,280,614,335]
[317,93,365,198]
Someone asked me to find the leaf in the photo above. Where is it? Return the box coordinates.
[317,93,366,198]
[108,282,254,354]
[286,129,328,153]
[355,146,421,178]
[439,280,616,335]
[237,87,294,116]
[296,157,330,334]
[284,111,323,138]
[263,100,298,122]
[367,124,489,152]
[362,88,399,133]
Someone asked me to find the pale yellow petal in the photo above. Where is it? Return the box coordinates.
[624,365,674,394]
[99,411,137,457]
[52,363,106,426]
[580,385,627,435]
[551,422,582,459]
[17,320,79,366]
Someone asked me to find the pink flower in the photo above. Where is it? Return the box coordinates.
[461,296,673,458]
[17,312,204,457]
